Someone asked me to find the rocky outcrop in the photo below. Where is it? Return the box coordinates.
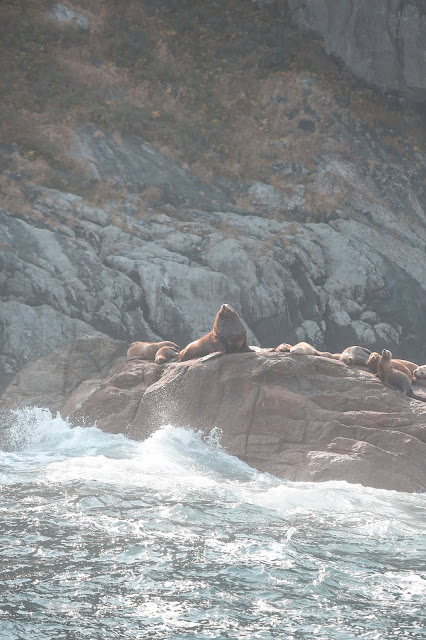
[2,335,426,492]
[1,1,425,396]
[1,124,425,394]
[0,335,126,413]
[286,0,426,103]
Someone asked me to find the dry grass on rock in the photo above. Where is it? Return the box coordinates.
[0,0,423,220]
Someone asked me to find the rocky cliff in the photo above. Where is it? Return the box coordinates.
[1,122,425,393]
[2,335,426,492]
[286,0,426,103]
[0,0,425,394]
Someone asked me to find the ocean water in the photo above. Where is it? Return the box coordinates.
[0,408,425,640]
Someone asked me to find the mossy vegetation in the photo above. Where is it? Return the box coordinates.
[0,0,423,202]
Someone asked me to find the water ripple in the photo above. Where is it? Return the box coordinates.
[1,409,425,639]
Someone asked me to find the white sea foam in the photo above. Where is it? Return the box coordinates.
[2,408,426,639]
[1,407,425,535]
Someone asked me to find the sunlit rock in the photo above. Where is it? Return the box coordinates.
[2,337,426,493]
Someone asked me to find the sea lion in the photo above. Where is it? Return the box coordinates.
[290,342,318,355]
[413,365,426,380]
[339,345,371,366]
[393,359,419,374]
[288,343,340,358]
[127,340,180,360]
[275,343,293,353]
[319,352,342,360]
[367,352,414,381]
[378,349,426,402]
[178,303,253,362]
[154,346,180,364]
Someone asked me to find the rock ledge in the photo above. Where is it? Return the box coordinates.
[1,336,426,493]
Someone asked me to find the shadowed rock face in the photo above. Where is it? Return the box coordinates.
[0,335,127,413]
[2,336,426,493]
[74,126,233,211]
[286,0,426,103]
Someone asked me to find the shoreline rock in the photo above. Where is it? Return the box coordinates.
[1,336,425,493]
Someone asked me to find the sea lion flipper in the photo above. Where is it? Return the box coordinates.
[200,351,225,362]
[409,391,426,403]
[239,338,254,353]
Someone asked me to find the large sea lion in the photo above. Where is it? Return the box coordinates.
[413,365,426,381]
[367,352,414,381]
[378,349,426,402]
[154,346,180,364]
[179,304,253,362]
[127,340,180,360]
[339,346,371,366]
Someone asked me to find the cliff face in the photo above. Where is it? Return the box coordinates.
[1,123,425,393]
[0,1,425,393]
[286,0,426,103]
[2,336,426,493]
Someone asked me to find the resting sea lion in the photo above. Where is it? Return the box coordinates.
[393,359,419,374]
[155,346,180,364]
[288,343,340,358]
[179,303,253,362]
[367,352,414,381]
[127,340,180,360]
[413,365,426,380]
[275,343,293,353]
[339,345,371,366]
[290,342,318,355]
[378,349,426,402]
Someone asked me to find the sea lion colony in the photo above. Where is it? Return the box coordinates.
[126,304,426,402]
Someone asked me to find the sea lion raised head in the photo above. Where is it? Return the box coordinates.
[179,303,252,362]
[367,352,381,374]
[377,349,426,401]
[213,303,249,352]
[368,351,413,380]
[378,349,411,393]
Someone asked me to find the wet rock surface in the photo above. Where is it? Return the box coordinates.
[2,336,426,493]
